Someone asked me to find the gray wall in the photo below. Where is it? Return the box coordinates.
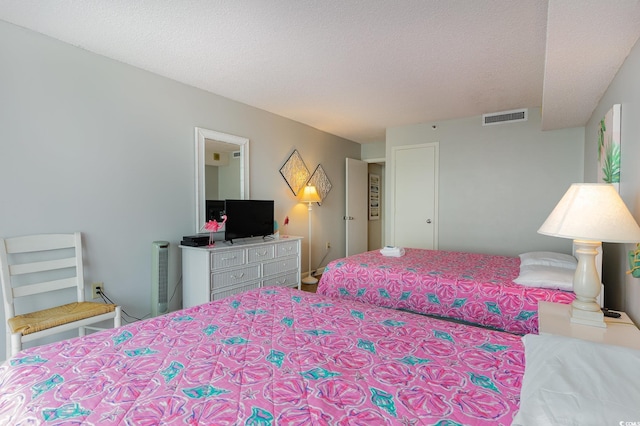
[386,108,585,256]
[0,21,359,358]
[217,155,241,200]
[584,38,640,320]
[205,165,220,199]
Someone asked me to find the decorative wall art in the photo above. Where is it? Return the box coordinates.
[307,164,332,205]
[280,150,333,206]
[279,149,310,196]
[369,173,380,220]
[597,104,621,192]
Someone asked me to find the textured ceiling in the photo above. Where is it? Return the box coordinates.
[1,0,639,143]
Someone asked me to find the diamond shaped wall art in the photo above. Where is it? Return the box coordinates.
[308,164,332,205]
[279,149,310,196]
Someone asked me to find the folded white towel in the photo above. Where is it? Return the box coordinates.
[380,246,405,257]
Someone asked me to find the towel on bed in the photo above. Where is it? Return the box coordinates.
[380,245,405,257]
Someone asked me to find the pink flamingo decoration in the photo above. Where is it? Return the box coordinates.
[204,215,227,246]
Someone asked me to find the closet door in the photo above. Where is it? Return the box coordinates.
[391,143,438,249]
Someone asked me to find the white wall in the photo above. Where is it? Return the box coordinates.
[584,38,640,319]
[0,21,359,358]
[386,108,585,256]
[361,141,386,160]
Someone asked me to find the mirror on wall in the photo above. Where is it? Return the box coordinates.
[195,127,250,233]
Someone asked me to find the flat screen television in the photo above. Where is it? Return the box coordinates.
[224,199,274,242]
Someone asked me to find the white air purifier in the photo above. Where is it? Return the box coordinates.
[151,241,169,317]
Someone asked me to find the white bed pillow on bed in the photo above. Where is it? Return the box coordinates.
[513,333,640,426]
[519,251,577,269]
[513,264,574,291]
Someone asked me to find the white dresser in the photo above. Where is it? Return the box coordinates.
[181,236,302,308]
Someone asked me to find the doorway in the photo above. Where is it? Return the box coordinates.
[367,161,384,251]
[345,158,386,256]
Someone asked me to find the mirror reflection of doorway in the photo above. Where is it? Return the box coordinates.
[204,139,242,200]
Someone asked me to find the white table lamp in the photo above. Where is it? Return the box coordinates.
[300,185,321,285]
[538,183,640,327]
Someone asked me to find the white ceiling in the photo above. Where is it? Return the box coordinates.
[1,0,639,143]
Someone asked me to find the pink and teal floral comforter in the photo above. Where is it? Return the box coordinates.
[0,287,524,425]
[318,249,575,334]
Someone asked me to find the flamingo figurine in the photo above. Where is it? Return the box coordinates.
[204,215,227,246]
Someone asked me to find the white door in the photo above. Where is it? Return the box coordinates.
[391,143,438,249]
[345,158,368,256]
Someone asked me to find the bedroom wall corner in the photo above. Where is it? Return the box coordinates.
[584,37,640,319]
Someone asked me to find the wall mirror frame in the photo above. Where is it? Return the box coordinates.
[195,127,250,233]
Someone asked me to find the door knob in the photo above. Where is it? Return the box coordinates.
[426,219,432,223]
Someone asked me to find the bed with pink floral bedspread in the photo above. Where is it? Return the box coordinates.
[0,286,525,425]
[317,249,576,334]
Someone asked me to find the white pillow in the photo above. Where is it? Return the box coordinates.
[513,334,640,425]
[519,251,577,269]
[513,264,574,291]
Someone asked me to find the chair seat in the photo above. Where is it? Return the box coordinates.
[7,302,117,336]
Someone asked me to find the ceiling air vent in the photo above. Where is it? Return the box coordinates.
[482,108,528,126]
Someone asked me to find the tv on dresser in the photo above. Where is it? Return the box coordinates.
[223,199,274,242]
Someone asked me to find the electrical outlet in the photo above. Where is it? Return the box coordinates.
[326,241,331,250]
[91,282,103,299]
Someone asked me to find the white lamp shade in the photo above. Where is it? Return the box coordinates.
[300,185,321,203]
[538,183,640,243]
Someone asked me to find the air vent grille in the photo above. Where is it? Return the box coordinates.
[482,108,528,126]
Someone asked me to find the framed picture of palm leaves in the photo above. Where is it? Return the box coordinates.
[597,104,621,191]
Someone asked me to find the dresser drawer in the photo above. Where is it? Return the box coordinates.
[211,264,259,289]
[211,249,245,270]
[276,241,299,258]
[263,272,298,288]
[263,257,298,277]
[248,244,275,263]
[211,280,261,300]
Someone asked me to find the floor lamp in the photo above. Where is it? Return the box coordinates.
[300,185,321,285]
[538,183,640,327]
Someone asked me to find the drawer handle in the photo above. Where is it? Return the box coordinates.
[283,247,292,252]
[257,250,268,256]
[222,256,237,261]
[231,272,245,279]
[277,278,288,284]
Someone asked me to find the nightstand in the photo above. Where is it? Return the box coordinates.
[538,301,640,350]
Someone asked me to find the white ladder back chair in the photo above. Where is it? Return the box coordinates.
[0,232,121,359]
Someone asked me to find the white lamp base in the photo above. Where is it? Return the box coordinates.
[570,239,606,328]
[302,275,318,285]
[570,306,606,328]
